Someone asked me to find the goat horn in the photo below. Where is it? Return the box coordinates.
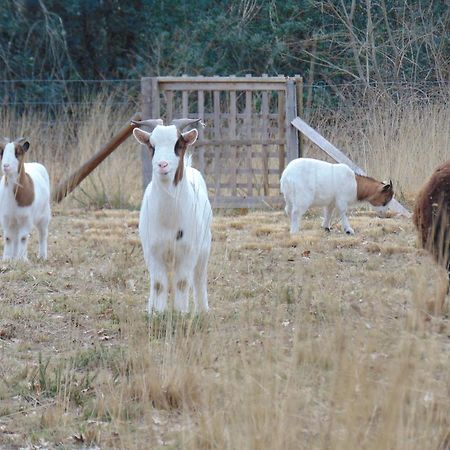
[0,136,9,145]
[172,118,204,133]
[131,119,164,130]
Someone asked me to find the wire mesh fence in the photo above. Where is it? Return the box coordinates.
[1,78,448,114]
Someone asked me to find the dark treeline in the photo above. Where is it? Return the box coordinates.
[0,0,449,104]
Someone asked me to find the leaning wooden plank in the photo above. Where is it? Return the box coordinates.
[291,116,411,217]
[53,112,141,203]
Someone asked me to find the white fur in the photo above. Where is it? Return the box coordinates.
[280,158,358,235]
[133,125,212,313]
[0,143,51,260]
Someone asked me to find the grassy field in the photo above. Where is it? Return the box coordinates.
[0,96,449,448]
[0,206,448,449]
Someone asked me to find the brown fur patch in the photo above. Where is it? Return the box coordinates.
[154,281,163,295]
[356,175,393,206]
[173,136,188,186]
[13,143,35,207]
[177,279,188,292]
[413,158,450,270]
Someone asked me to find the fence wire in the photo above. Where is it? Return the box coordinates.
[0,78,449,113]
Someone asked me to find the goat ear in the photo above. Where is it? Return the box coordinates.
[16,138,30,152]
[133,128,151,145]
[382,181,393,192]
[182,129,198,146]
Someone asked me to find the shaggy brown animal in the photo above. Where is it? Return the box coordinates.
[413,158,450,275]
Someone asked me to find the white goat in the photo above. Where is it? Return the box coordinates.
[0,138,51,260]
[131,118,212,313]
[280,158,394,235]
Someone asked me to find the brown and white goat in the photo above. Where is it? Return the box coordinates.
[0,137,51,260]
[413,158,450,276]
[280,158,394,234]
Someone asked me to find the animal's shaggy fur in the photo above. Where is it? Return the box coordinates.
[413,158,450,275]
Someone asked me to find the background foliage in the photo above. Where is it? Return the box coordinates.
[0,0,448,90]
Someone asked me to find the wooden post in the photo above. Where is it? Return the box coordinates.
[285,78,298,163]
[141,77,159,190]
[294,75,304,157]
[53,112,142,203]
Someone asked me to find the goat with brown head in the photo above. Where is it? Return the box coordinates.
[0,137,51,261]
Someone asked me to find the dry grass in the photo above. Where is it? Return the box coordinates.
[0,96,449,448]
[0,207,449,449]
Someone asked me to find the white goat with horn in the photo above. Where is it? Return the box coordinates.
[131,118,212,313]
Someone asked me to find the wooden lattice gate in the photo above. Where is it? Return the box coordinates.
[140,76,302,208]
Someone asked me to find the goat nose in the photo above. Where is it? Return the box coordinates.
[158,161,168,169]
[3,163,10,170]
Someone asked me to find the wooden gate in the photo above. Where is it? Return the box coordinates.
[140,75,302,208]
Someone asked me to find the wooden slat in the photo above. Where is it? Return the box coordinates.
[229,90,237,195]
[285,79,298,163]
[165,91,173,123]
[197,139,285,146]
[158,81,287,92]
[291,116,412,217]
[294,75,304,157]
[261,82,270,196]
[278,90,286,177]
[211,196,284,209]
[245,77,253,196]
[207,167,281,175]
[202,151,283,160]
[197,90,205,173]
[182,90,188,117]
[212,181,281,189]
[141,77,156,191]
[158,76,286,83]
[194,112,281,120]
[213,91,221,197]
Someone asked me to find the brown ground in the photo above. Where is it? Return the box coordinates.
[0,207,448,449]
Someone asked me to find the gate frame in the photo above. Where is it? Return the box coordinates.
[140,75,303,208]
